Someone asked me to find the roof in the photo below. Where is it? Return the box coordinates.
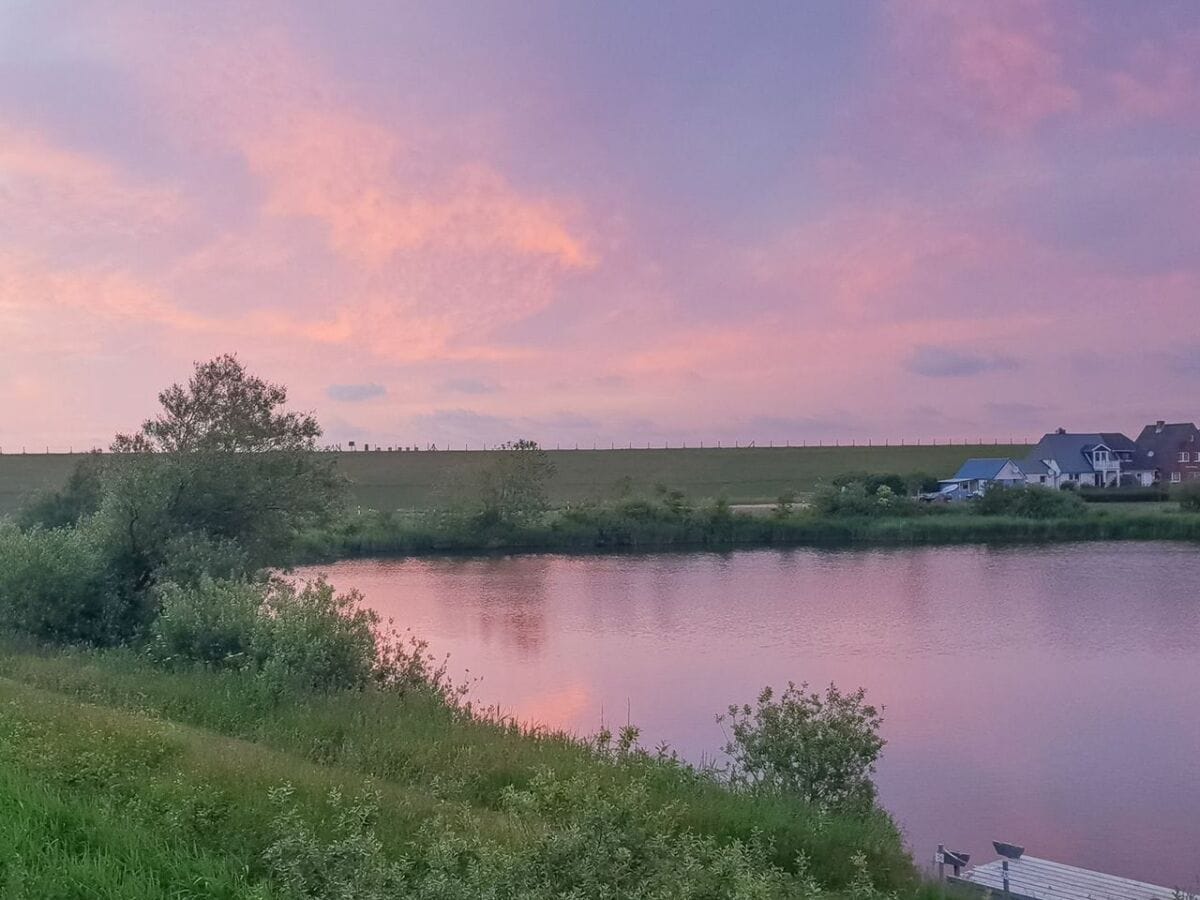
[951,458,1017,481]
[1135,422,1199,466]
[1097,432,1138,453]
[1016,458,1050,476]
[952,855,1176,900]
[1022,432,1137,475]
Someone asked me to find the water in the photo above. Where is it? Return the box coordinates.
[297,542,1200,887]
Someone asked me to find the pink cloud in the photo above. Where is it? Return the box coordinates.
[1105,31,1200,124]
[0,121,183,243]
[885,0,1080,138]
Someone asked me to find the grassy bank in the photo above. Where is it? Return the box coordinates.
[0,444,1030,515]
[0,638,947,899]
[297,502,1200,560]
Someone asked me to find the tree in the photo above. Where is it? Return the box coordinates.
[100,355,343,620]
[718,682,885,811]
[17,451,105,529]
[476,440,556,528]
[112,354,321,453]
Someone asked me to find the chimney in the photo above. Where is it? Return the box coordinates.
[1156,420,1165,434]
[1056,427,1066,435]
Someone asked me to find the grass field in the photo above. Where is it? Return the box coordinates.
[0,444,1031,516]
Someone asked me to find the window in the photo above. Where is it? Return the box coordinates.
[1180,451,1189,462]
[1194,452,1200,462]
[1171,472,1182,484]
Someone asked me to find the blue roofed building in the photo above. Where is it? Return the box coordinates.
[940,458,1026,495]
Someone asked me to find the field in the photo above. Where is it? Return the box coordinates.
[0,444,1031,516]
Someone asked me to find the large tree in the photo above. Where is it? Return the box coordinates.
[102,355,343,606]
[112,354,321,453]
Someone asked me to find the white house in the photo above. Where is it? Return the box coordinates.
[1019,430,1155,488]
[941,458,1026,494]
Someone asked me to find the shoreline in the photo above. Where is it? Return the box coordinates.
[295,509,1200,564]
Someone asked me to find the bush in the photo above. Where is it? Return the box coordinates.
[260,771,892,900]
[150,576,461,698]
[813,483,916,518]
[151,577,263,669]
[831,472,908,496]
[1179,480,1200,512]
[1079,487,1170,503]
[718,682,885,812]
[975,486,1085,519]
[16,453,105,530]
[0,522,144,645]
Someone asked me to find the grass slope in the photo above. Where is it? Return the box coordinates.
[0,444,1031,515]
[0,639,929,898]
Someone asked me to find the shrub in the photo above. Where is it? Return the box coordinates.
[1079,487,1170,504]
[16,453,105,530]
[254,578,382,692]
[718,682,885,812]
[813,483,916,518]
[1179,480,1200,513]
[262,772,852,899]
[832,472,908,497]
[474,439,556,529]
[151,576,263,669]
[149,576,462,699]
[0,522,142,645]
[975,486,1085,519]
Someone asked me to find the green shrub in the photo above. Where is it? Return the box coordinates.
[1179,480,1200,512]
[150,577,462,699]
[254,579,382,692]
[259,771,895,900]
[1079,487,1170,503]
[0,523,141,645]
[16,454,105,530]
[718,682,885,812]
[813,483,916,518]
[975,486,1085,519]
[150,577,263,669]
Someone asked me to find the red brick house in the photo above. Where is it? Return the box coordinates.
[1134,421,1200,484]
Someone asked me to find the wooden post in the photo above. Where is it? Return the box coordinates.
[1002,859,1010,895]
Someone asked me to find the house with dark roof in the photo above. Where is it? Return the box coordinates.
[1019,429,1155,488]
[1134,420,1200,485]
[941,458,1026,494]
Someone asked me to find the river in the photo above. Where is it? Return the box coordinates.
[297,541,1200,887]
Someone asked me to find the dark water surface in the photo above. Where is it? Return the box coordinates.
[298,542,1200,887]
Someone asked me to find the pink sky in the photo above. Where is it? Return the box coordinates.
[1,1,1198,450]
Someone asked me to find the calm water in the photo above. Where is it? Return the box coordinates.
[297,542,1200,887]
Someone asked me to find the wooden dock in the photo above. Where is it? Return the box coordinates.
[949,854,1178,900]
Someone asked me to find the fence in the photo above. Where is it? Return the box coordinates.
[0,438,1031,454]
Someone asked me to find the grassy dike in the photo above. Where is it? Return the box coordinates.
[0,444,1029,516]
[0,638,951,899]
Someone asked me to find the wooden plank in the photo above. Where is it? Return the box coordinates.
[951,855,1176,900]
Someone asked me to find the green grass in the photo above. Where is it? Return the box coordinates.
[0,444,1030,515]
[0,638,928,897]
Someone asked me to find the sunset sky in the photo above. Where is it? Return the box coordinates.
[2,1,1198,450]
